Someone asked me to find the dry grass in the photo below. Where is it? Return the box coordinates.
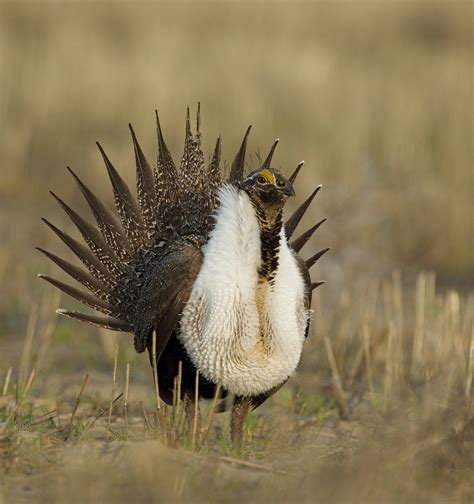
[1,271,472,502]
[0,1,473,502]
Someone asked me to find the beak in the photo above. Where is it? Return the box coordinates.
[281,183,295,197]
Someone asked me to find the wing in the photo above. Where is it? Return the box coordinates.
[133,242,203,355]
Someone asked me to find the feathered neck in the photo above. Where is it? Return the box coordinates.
[239,187,286,283]
[251,203,283,282]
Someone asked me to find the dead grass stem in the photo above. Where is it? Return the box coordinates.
[106,345,119,442]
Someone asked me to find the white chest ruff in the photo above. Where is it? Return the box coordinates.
[179,186,309,396]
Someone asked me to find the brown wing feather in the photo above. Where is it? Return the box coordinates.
[133,241,203,357]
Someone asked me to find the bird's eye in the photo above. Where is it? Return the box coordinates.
[257,175,267,184]
[276,179,286,188]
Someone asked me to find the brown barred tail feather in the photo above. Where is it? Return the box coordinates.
[311,281,326,291]
[56,309,133,332]
[66,166,132,260]
[291,218,326,253]
[208,135,222,196]
[38,275,123,317]
[129,124,157,235]
[36,247,112,298]
[40,218,115,288]
[288,160,304,184]
[229,125,252,183]
[261,138,279,170]
[49,191,123,276]
[285,184,322,239]
[97,141,145,250]
[306,247,330,269]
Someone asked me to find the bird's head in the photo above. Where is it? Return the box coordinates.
[239,168,295,210]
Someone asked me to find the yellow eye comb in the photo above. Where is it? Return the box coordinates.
[258,169,276,184]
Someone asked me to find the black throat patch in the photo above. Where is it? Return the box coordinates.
[252,202,283,283]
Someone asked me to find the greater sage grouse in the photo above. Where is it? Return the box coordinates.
[38,106,328,443]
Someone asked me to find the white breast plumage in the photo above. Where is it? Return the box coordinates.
[179,185,309,397]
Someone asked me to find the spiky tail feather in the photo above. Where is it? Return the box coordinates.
[39,106,326,336]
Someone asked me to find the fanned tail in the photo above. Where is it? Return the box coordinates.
[49,191,123,276]
[39,107,218,337]
[38,274,123,317]
[41,217,115,288]
[97,142,145,250]
[129,124,157,238]
[36,247,112,299]
[38,106,327,341]
[67,166,132,260]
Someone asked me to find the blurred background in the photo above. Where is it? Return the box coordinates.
[0,1,472,500]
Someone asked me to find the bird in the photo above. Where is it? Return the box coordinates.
[37,105,328,444]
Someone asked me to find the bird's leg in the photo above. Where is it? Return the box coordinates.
[230,397,251,448]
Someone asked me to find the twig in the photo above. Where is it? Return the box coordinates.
[346,347,364,389]
[22,368,35,399]
[323,337,349,419]
[384,321,396,411]
[163,410,169,445]
[382,279,393,324]
[31,409,57,427]
[1,369,36,432]
[19,304,39,388]
[202,381,222,445]
[448,290,464,364]
[362,322,375,398]
[2,367,12,396]
[192,369,199,450]
[151,330,167,443]
[141,401,152,432]
[412,272,426,375]
[124,363,130,439]
[152,330,161,412]
[35,289,61,373]
[65,373,89,441]
[172,375,178,428]
[465,322,474,404]
[80,393,123,438]
[392,270,405,383]
[106,345,119,442]
[176,366,187,438]
[176,360,183,428]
